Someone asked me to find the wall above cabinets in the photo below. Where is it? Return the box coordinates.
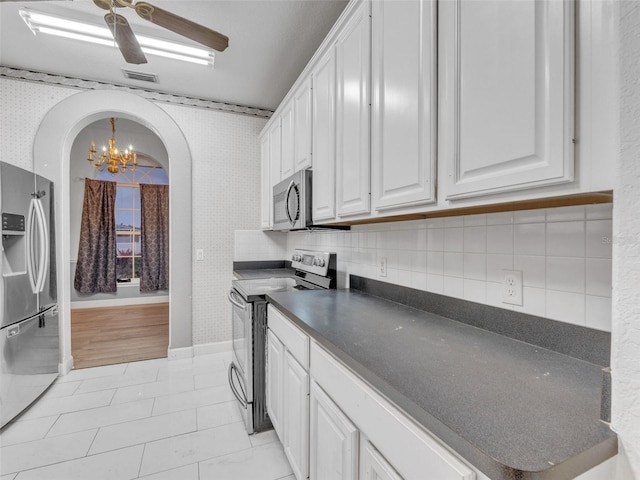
[260,0,617,230]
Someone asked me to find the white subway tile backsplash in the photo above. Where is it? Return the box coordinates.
[512,287,546,317]
[487,254,514,283]
[514,223,546,256]
[513,255,546,288]
[546,257,585,294]
[443,276,464,297]
[486,212,514,225]
[444,253,464,278]
[444,228,464,252]
[546,291,585,326]
[586,220,613,258]
[426,252,444,275]
[286,204,612,332]
[427,228,444,252]
[486,225,513,254]
[546,205,585,222]
[585,295,612,331]
[463,214,487,227]
[463,279,486,303]
[426,274,444,294]
[586,203,613,220]
[546,221,585,257]
[586,258,613,297]
[514,209,546,224]
[463,253,486,281]
[444,217,464,228]
[463,226,487,253]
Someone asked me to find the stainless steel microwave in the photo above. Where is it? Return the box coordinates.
[272,170,312,231]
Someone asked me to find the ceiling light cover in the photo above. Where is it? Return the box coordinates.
[19,8,215,67]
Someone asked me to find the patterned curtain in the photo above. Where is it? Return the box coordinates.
[139,184,169,292]
[74,179,117,293]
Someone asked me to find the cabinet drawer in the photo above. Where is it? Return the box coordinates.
[310,341,475,480]
[268,305,310,369]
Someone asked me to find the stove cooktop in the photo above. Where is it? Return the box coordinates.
[232,277,301,301]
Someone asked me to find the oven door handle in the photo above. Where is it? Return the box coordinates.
[228,362,248,408]
[228,289,247,310]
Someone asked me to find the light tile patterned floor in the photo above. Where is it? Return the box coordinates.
[0,352,294,480]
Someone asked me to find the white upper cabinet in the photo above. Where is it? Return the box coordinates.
[439,0,575,200]
[312,47,337,222]
[371,0,437,211]
[335,0,371,217]
[294,78,313,172]
[281,99,295,180]
[260,134,271,229]
[269,119,282,186]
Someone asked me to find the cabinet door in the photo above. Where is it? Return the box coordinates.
[266,329,285,441]
[371,0,436,210]
[260,134,271,229]
[440,0,574,199]
[360,440,403,480]
[281,100,295,180]
[269,120,282,185]
[294,78,313,171]
[310,380,358,480]
[283,351,310,480]
[335,0,371,217]
[311,47,336,222]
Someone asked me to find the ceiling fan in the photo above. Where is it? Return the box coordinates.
[4,0,229,65]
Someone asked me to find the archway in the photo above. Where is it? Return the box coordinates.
[33,90,192,373]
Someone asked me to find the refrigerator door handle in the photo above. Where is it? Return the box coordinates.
[26,198,38,294]
[34,199,49,294]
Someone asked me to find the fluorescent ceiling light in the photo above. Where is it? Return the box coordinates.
[19,7,215,67]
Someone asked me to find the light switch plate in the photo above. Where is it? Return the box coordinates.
[196,249,204,261]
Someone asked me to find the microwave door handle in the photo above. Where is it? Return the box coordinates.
[285,180,295,226]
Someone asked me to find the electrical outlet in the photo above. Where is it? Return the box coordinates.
[502,270,523,306]
[196,249,204,261]
[379,257,387,277]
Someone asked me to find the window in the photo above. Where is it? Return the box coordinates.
[96,162,168,282]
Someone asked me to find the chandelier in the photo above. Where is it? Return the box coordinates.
[88,117,137,174]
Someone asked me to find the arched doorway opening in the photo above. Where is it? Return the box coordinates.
[33,90,192,373]
[69,117,171,368]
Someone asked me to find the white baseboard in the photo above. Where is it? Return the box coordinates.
[59,355,74,375]
[193,340,232,355]
[168,346,193,360]
[71,295,170,309]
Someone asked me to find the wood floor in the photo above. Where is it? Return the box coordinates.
[71,303,169,369]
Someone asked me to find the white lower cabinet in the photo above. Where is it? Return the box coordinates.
[310,380,359,480]
[360,438,403,480]
[266,329,284,439]
[267,305,311,480]
[284,351,310,480]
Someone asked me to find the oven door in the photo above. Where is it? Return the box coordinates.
[228,288,254,433]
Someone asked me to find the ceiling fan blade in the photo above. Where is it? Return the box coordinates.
[133,1,229,52]
[94,0,132,10]
[105,12,147,65]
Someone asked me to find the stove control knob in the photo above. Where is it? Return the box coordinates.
[313,257,326,267]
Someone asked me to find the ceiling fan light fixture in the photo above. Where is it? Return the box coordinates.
[19,8,215,67]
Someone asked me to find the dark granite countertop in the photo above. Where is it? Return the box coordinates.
[233,268,294,280]
[266,288,616,480]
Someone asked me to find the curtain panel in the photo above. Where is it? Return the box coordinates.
[139,184,169,292]
[74,179,117,293]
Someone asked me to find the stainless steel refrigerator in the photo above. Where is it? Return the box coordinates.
[0,162,59,428]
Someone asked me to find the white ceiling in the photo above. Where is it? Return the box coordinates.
[0,0,348,111]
